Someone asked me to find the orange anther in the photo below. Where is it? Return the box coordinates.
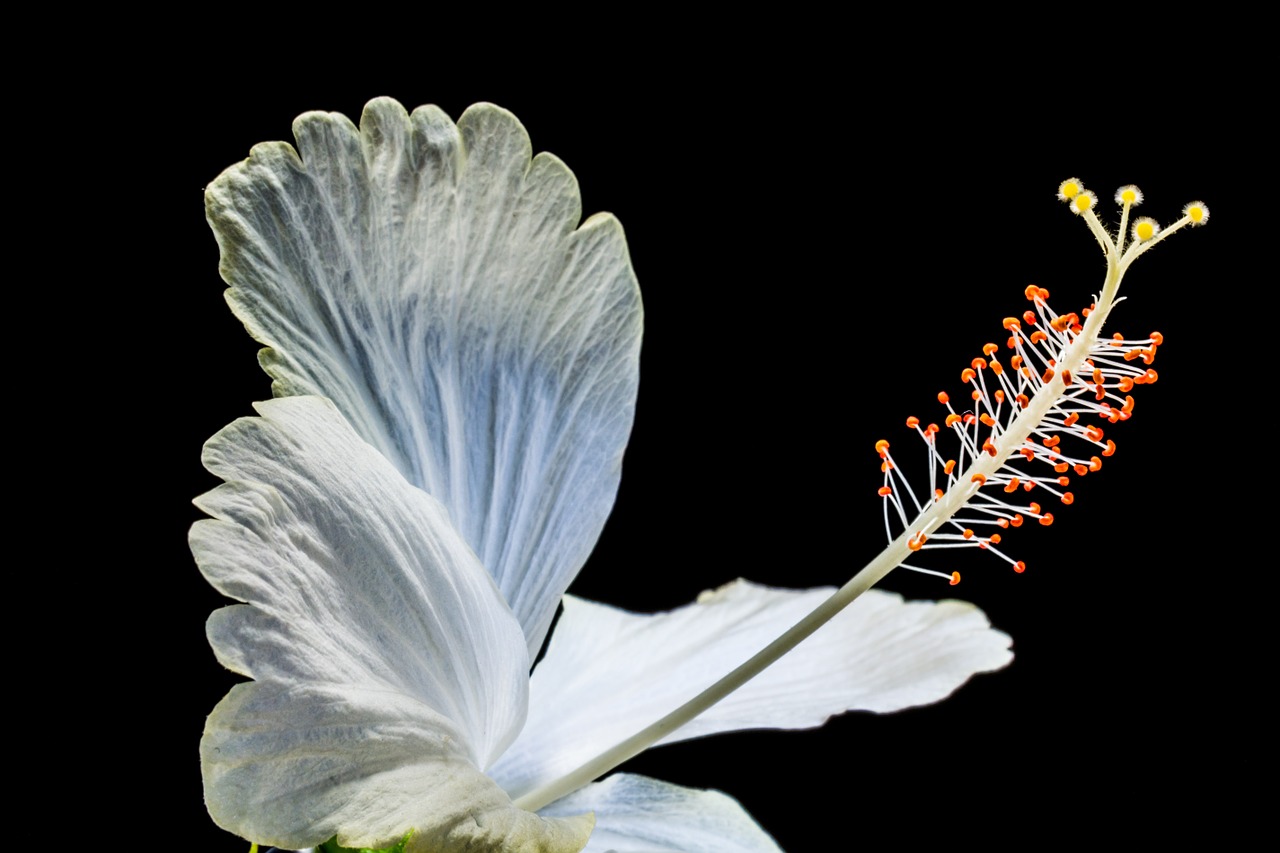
[1007,336,1018,349]
[1058,476,1071,486]
[1023,480,1036,491]
[1039,513,1055,526]
[1095,387,1107,401]
[938,391,950,404]
[992,361,1004,376]
[908,533,928,551]
[963,413,977,424]
[1020,448,1035,461]
[1031,330,1049,345]
[1086,425,1105,442]
[971,390,982,402]
[983,343,999,356]
[1043,436,1060,448]
[1061,492,1075,505]
[1092,368,1104,385]
[1016,394,1030,409]
[906,416,920,428]
[1029,502,1041,515]
[1123,349,1142,362]
[944,459,957,475]
[1089,456,1103,472]
[875,439,891,456]
[1150,331,1164,346]
[1042,368,1055,383]
[997,518,1009,528]
[1050,316,1069,332]
[980,413,996,427]
[926,423,940,435]
[946,414,961,427]
[1004,478,1021,493]
[989,534,1002,545]
[1010,355,1024,369]
[934,488,944,501]
[1111,333,1125,347]
[1074,463,1088,476]
[1119,376,1135,392]
[1063,412,1079,426]
[1024,285,1040,300]
[1056,462,1071,473]
[963,529,974,540]
[1144,369,1158,384]
[961,368,977,383]
[995,389,1006,403]
[972,357,988,370]
[1003,317,1021,331]
[1023,310,1038,325]
[1122,395,1135,414]
[1014,561,1026,574]
[1103,440,1116,457]
[878,486,892,496]
[1010,514,1024,528]
[1037,287,1050,300]
[881,461,893,472]
[1061,369,1073,386]
[983,439,998,457]
[971,473,987,485]
[950,572,961,586]
[1107,410,1122,424]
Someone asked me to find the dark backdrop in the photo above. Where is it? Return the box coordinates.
[47,64,1259,851]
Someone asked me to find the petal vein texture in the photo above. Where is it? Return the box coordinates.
[193,397,590,852]
[205,97,643,657]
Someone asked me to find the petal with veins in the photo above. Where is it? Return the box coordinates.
[205,97,642,659]
[193,396,588,851]
[489,580,1013,799]
[540,774,781,853]
[204,682,592,853]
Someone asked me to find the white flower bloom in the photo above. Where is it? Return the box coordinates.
[194,97,1014,853]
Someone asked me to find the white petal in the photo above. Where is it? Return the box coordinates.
[205,98,642,658]
[489,580,1012,798]
[204,681,592,853]
[193,397,586,849]
[539,775,781,853]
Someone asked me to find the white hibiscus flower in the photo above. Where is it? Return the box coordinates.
[193,97,1022,852]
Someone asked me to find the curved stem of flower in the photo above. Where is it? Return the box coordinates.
[515,264,1129,814]
[512,532,912,812]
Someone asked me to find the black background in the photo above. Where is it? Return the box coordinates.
[43,54,1263,850]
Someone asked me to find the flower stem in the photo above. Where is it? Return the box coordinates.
[515,264,1129,815]
[513,530,913,812]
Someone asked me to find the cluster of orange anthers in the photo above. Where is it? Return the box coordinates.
[875,285,1162,585]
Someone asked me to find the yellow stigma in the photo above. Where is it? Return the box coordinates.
[1184,201,1210,225]
[1133,217,1159,242]
[1115,185,1143,206]
[1072,191,1096,214]
[1058,178,1083,201]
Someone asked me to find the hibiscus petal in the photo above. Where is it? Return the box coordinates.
[539,774,781,853]
[205,97,642,658]
[194,396,588,849]
[204,682,592,853]
[488,580,1012,798]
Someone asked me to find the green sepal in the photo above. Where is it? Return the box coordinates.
[318,830,414,853]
